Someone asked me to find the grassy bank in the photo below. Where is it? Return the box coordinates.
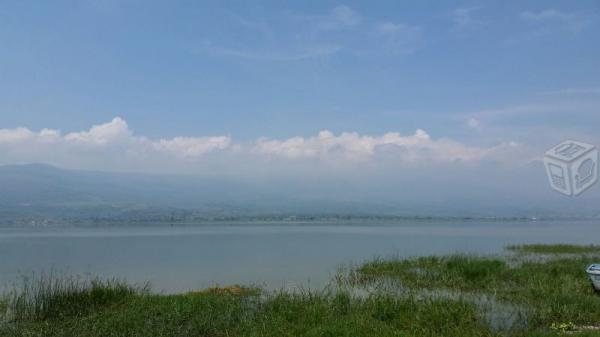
[0,283,492,337]
[2,244,600,337]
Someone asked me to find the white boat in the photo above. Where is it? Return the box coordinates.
[586,264,600,291]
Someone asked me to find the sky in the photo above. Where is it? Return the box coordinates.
[1,1,600,212]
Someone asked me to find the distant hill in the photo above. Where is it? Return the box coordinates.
[0,163,241,207]
[0,163,599,226]
[0,164,412,225]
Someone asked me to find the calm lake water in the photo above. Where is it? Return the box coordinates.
[1,221,599,293]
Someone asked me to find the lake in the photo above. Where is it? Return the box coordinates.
[1,220,599,293]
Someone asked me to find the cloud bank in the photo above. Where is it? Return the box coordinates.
[6,118,590,217]
[0,117,529,174]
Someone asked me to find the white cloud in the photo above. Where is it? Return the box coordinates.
[519,9,592,33]
[520,9,575,22]
[154,136,232,158]
[331,6,361,27]
[253,129,513,163]
[198,6,426,62]
[374,22,422,54]
[466,118,482,131]
[0,127,34,143]
[63,117,130,145]
[314,5,362,30]
[0,118,233,171]
[451,7,483,30]
[0,118,528,173]
[460,100,600,156]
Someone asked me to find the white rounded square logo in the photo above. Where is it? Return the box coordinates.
[544,140,598,196]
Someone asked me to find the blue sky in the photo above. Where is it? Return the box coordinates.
[1,1,600,212]
[1,0,600,212]
[1,0,599,141]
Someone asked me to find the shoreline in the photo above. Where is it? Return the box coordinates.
[3,244,600,336]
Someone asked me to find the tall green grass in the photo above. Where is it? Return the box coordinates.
[349,255,509,291]
[247,291,491,337]
[348,252,600,330]
[0,298,8,322]
[1,287,494,337]
[6,273,147,321]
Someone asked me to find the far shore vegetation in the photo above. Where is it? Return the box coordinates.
[1,213,587,228]
[507,244,600,254]
[2,244,600,336]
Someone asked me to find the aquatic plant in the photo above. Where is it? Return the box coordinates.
[6,273,146,322]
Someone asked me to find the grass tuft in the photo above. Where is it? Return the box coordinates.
[7,273,147,322]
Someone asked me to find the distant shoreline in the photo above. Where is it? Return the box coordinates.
[2,214,600,228]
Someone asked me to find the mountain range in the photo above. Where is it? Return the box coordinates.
[1,163,599,226]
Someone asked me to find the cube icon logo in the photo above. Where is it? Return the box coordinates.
[544,140,598,196]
